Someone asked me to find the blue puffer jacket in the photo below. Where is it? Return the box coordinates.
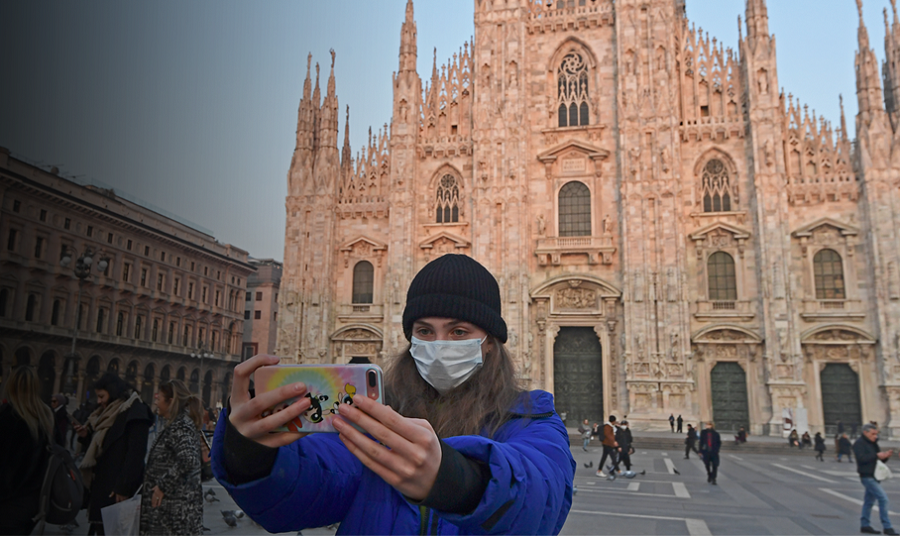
[211,390,575,535]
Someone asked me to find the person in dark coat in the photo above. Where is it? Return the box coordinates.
[75,373,153,535]
[613,420,634,473]
[699,422,722,485]
[676,415,683,433]
[50,393,70,448]
[669,413,675,432]
[684,424,699,459]
[838,433,854,463]
[72,399,96,451]
[0,366,54,535]
[801,431,813,449]
[734,426,748,444]
[854,424,898,535]
[814,432,827,462]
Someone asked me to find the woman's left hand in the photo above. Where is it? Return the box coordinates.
[150,486,164,508]
[334,395,442,501]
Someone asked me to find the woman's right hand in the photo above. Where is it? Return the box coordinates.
[228,354,312,448]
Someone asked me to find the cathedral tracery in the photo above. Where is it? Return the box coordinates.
[557,53,590,128]
[700,158,737,212]
[435,174,460,224]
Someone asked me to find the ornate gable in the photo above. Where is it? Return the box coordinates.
[791,217,859,239]
[339,236,387,267]
[536,140,610,179]
[690,221,751,242]
[418,231,470,260]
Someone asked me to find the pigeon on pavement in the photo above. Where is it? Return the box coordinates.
[221,510,238,527]
[204,489,220,503]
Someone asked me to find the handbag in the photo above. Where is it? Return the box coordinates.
[101,485,142,536]
[875,460,893,481]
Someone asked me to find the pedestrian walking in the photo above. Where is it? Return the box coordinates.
[669,413,675,432]
[211,254,576,534]
[0,366,54,535]
[699,422,722,485]
[591,422,600,441]
[839,433,854,463]
[140,380,204,536]
[596,416,619,478]
[854,423,898,535]
[684,424,699,459]
[814,432,826,462]
[578,419,592,451]
[75,372,154,535]
[676,414,683,433]
[50,393,71,448]
[612,420,634,474]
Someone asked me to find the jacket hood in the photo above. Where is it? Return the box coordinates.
[507,389,556,416]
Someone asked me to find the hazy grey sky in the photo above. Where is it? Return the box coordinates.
[0,0,882,261]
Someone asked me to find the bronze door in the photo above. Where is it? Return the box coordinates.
[552,327,603,426]
[821,363,862,436]
[710,362,749,432]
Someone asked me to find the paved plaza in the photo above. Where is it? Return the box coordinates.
[39,442,900,535]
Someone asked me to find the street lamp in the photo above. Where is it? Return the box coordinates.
[191,342,214,402]
[60,247,110,396]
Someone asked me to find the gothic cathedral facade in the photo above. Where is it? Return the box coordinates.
[277,0,900,436]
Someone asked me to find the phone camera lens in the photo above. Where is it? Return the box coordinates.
[367,370,377,388]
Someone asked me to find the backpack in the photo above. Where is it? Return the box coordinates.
[32,443,84,526]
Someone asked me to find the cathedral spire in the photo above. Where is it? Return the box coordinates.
[303,53,312,102]
[398,0,417,73]
[327,49,336,100]
[341,105,352,177]
[856,0,885,116]
[840,94,849,141]
[313,62,321,107]
[744,0,769,44]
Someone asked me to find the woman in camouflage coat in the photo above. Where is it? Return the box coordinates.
[140,380,203,536]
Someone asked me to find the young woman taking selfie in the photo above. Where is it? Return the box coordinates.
[211,254,575,534]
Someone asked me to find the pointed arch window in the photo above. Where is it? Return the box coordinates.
[707,252,737,301]
[558,181,592,236]
[814,249,845,299]
[435,174,460,224]
[701,159,736,212]
[352,261,374,304]
[557,53,590,128]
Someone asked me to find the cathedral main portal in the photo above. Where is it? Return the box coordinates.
[710,362,750,433]
[552,327,604,426]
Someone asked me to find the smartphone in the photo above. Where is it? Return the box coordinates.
[254,364,384,433]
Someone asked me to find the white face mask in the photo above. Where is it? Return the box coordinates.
[410,336,486,394]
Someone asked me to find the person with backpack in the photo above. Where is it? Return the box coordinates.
[74,372,153,535]
[0,366,54,535]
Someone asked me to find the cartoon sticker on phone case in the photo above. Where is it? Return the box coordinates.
[331,383,357,415]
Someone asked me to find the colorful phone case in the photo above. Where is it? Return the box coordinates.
[254,364,384,433]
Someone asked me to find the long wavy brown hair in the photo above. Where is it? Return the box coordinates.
[384,336,525,438]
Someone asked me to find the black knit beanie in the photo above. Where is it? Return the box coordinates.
[402,254,507,343]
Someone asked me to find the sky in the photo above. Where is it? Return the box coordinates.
[0,0,887,262]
